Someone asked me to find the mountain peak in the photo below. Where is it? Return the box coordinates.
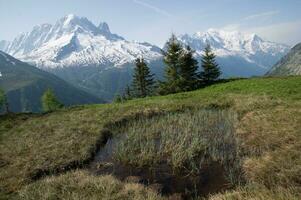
[63,14,77,24]
[250,33,263,42]
[207,28,222,34]
[98,22,110,33]
[59,14,87,28]
[58,14,93,28]
[65,13,76,20]
[52,15,123,41]
[47,14,101,39]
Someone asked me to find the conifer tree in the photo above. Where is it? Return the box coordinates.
[0,89,9,114]
[41,89,63,112]
[159,34,184,94]
[122,84,132,100]
[132,58,155,98]
[0,89,4,108]
[3,94,9,114]
[179,46,199,91]
[200,44,221,85]
[0,89,5,112]
[113,94,123,103]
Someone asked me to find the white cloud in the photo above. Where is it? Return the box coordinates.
[243,10,279,21]
[132,0,173,18]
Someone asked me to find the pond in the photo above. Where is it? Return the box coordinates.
[89,136,231,199]
[88,109,241,199]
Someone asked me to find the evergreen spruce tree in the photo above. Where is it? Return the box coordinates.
[113,94,123,103]
[41,89,63,112]
[0,89,9,114]
[122,85,132,100]
[3,94,9,114]
[159,34,184,94]
[200,44,221,85]
[0,89,5,112]
[179,46,199,91]
[132,58,155,98]
[0,89,4,108]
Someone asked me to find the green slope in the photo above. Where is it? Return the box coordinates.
[0,76,300,199]
[0,51,103,112]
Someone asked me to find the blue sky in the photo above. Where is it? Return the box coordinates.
[0,0,300,46]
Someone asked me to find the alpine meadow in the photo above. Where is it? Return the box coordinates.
[0,1,300,200]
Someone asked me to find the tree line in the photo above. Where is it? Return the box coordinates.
[118,34,221,101]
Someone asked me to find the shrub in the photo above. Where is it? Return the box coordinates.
[41,89,63,112]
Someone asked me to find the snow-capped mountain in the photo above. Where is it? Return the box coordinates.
[0,15,291,100]
[0,14,162,69]
[178,29,290,76]
[0,14,164,101]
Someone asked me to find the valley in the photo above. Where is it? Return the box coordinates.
[0,51,102,112]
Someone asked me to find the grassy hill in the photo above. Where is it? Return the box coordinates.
[0,51,103,112]
[0,76,300,199]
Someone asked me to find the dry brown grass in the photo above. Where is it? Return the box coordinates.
[236,105,301,189]
[18,170,164,200]
[208,184,300,200]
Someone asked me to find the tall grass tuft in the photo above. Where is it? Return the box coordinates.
[114,109,243,184]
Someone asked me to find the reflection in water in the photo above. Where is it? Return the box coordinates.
[89,137,231,199]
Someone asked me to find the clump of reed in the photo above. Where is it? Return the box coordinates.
[114,109,243,184]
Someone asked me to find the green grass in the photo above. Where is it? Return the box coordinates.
[0,76,301,199]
